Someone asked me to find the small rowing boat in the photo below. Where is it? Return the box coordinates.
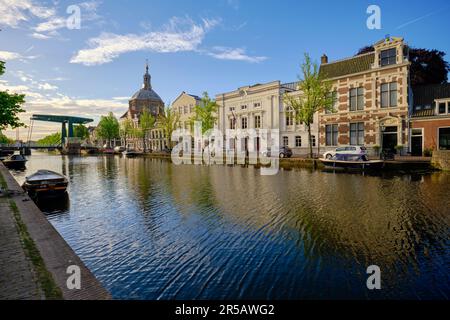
[2,154,27,169]
[22,170,68,196]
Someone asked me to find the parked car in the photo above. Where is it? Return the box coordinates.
[323,146,367,159]
[261,146,293,158]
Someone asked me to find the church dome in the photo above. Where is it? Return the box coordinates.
[131,88,163,101]
[129,62,163,103]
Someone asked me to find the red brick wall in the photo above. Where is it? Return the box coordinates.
[411,119,450,150]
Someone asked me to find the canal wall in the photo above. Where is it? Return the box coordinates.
[0,163,111,300]
[431,150,450,171]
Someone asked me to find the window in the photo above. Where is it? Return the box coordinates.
[184,106,188,114]
[230,118,236,129]
[241,117,248,129]
[439,102,446,114]
[189,105,193,113]
[380,48,397,66]
[295,136,302,147]
[350,87,364,111]
[283,136,289,146]
[311,135,316,147]
[381,82,397,108]
[325,124,338,146]
[241,105,247,110]
[254,102,261,108]
[350,122,365,145]
[326,91,338,114]
[229,107,235,112]
[439,127,450,150]
[178,106,182,114]
[254,115,261,129]
[286,107,294,126]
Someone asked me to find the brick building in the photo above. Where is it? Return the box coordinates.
[410,84,450,155]
[319,36,411,155]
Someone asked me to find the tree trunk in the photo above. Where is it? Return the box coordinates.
[308,125,313,159]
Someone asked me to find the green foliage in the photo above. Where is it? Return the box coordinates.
[157,105,180,149]
[0,61,26,130]
[37,133,61,146]
[0,132,14,144]
[139,110,156,152]
[284,53,334,158]
[96,112,120,143]
[424,148,433,157]
[73,124,89,139]
[120,118,134,138]
[190,92,218,134]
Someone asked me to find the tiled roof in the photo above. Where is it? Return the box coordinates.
[319,53,375,79]
[411,109,435,118]
[412,83,450,106]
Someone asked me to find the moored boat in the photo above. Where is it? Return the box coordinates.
[22,170,68,196]
[320,154,384,170]
[2,154,27,169]
[123,150,143,158]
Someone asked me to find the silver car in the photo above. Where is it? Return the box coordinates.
[323,146,367,159]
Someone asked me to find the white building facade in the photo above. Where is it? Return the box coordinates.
[215,81,319,156]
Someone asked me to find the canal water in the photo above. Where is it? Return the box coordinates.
[11,152,450,299]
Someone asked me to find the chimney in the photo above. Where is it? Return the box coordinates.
[321,54,328,64]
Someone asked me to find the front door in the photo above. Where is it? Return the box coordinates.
[411,136,423,156]
[382,126,398,153]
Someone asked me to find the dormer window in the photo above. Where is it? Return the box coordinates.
[380,48,397,66]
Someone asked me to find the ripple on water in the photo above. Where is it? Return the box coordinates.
[11,153,450,300]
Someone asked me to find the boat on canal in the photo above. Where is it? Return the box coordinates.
[320,154,384,171]
[123,150,143,158]
[22,170,68,196]
[2,154,27,169]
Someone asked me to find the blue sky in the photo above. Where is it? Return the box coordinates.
[1,0,450,139]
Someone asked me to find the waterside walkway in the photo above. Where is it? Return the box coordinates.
[0,163,111,300]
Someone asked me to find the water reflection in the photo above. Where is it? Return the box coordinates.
[34,192,70,216]
[11,152,450,300]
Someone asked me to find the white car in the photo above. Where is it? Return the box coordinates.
[323,146,367,159]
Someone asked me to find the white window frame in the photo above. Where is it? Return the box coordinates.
[438,126,450,150]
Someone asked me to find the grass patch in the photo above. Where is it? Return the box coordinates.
[8,196,63,300]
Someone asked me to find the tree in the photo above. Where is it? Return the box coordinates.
[356,46,449,86]
[284,53,334,158]
[139,110,155,152]
[191,92,219,134]
[157,105,180,150]
[74,124,89,139]
[96,112,120,147]
[0,61,26,130]
[37,133,61,146]
[120,118,134,146]
[0,133,14,145]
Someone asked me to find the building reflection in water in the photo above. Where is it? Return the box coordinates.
[11,153,450,299]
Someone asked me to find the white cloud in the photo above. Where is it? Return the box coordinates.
[34,17,66,33]
[38,82,58,90]
[208,47,267,63]
[0,50,22,60]
[71,17,220,66]
[0,80,29,92]
[0,0,55,28]
[30,32,52,39]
